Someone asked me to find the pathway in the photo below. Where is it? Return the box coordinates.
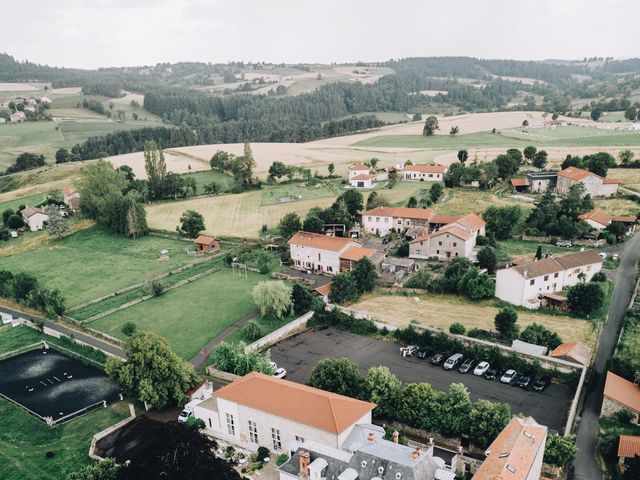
[189,309,260,370]
[0,305,126,359]
[572,233,640,479]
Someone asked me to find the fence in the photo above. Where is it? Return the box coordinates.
[0,341,43,361]
[89,403,136,461]
[245,311,314,352]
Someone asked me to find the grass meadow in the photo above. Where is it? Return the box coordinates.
[90,267,267,359]
[0,227,198,307]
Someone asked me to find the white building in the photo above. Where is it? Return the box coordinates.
[473,417,547,480]
[288,231,379,276]
[495,250,603,309]
[408,213,486,261]
[348,163,372,188]
[20,207,48,231]
[362,206,434,237]
[10,111,26,123]
[193,372,375,453]
[556,166,619,197]
[403,164,448,182]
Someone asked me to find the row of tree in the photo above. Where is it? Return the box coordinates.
[0,271,65,317]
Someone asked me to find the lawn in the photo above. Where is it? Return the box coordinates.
[259,181,339,206]
[0,193,49,213]
[0,227,198,307]
[495,240,581,262]
[90,267,267,360]
[351,291,596,348]
[180,169,237,193]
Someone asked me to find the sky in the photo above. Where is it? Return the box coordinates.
[2,0,638,69]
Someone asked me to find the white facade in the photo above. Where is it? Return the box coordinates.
[349,175,372,189]
[495,252,603,308]
[361,207,433,237]
[348,165,369,180]
[23,211,48,231]
[288,232,359,276]
[409,230,473,260]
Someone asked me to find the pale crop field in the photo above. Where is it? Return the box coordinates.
[351,293,596,348]
[614,168,640,192]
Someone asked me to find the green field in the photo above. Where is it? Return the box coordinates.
[0,325,129,480]
[0,227,199,307]
[495,239,581,262]
[356,127,640,149]
[90,267,266,359]
[260,180,340,206]
[0,193,48,212]
[181,169,237,193]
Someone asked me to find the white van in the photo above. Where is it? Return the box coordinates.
[443,353,464,370]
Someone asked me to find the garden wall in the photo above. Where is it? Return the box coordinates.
[245,311,314,352]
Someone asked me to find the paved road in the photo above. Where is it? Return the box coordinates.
[572,233,640,480]
[0,306,125,359]
[270,326,573,432]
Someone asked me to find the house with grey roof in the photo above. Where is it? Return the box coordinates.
[21,207,48,231]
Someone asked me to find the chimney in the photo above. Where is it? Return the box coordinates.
[428,438,434,447]
[523,269,528,277]
[367,432,376,442]
[410,447,422,460]
[392,431,399,444]
[299,451,310,478]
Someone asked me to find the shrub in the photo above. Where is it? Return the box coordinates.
[241,320,263,341]
[185,417,206,429]
[449,322,466,335]
[404,269,431,289]
[256,446,270,460]
[149,279,163,297]
[567,282,604,316]
[615,408,635,425]
[308,308,377,335]
[276,453,289,466]
[121,322,137,337]
[591,271,607,282]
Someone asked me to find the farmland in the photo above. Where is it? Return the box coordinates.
[0,227,199,307]
[351,292,596,348]
[90,267,267,359]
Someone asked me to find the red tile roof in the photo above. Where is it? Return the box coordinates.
[288,231,355,252]
[473,417,547,480]
[350,174,372,181]
[410,224,474,243]
[214,372,375,434]
[618,435,640,458]
[404,164,447,174]
[349,163,368,171]
[455,212,486,231]
[340,246,377,262]
[603,178,620,184]
[550,341,592,366]
[612,215,637,223]
[63,185,78,196]
[558,166,598,181]
[604,371,640,413]
[363,206,434,221]
[510,178,529,187]
[314,283,332,297]
[194,235,219,246]
[578,209,612,227]
[430,214,462,225]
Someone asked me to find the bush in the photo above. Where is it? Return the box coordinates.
[275,453,289,466]
[185,417,206,429]
[121,322,137,337]
[567,282,604,316]
[591,271,607,282]
[615,408,635,425]
[149,279,163,297]
[256,446,270,460]
[449,322,466,335]
[308,308,377,335]
[404,269,431,289]
[241,320,263,341]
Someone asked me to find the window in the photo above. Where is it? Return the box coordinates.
[554,272,559,278]
[436,250,440,254]
[376,217,380,223]
[272,428,282,450]
[368,217,372,221]
[529,279,535,286]
[248,421,258,444]
[327,266,333,272]
[385,218,389,223]
[226,413,235,436]
[318,253,321,261]
[438,241,443,246]
[295,436,305,443]
[455,252,459,257]
[415,249,421,255]
[208,418,212,428]
[544,275,549,281]
[453,242,457,247]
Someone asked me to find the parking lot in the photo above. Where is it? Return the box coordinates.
[270,327,572,432]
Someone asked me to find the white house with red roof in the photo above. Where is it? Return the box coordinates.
[362,206,435,237]
[403,164,448,182]
[556,166,619,197]
[348,163,372,188]
[193,372,375,453]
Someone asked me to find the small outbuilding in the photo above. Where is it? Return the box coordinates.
[194,235,220,253]
[550,341,592,366]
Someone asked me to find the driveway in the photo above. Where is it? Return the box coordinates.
[572,233,640,480]
[270,326,572,432]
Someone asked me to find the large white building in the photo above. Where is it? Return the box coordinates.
[556,166,619,197]
[348,163,373,189]
[193,372,375,453]
[403,164,448,182]
[495,250,603,309]
[288,231,379,276]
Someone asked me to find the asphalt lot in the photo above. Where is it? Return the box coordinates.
[270,326,572,433]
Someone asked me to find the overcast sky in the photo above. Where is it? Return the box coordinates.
[3,0,638,69]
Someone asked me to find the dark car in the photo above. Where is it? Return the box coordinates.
[382,236,390,245]
[516,375,531,389]
[484,368,498,380]
[430,354,444,366]
[458,358,476,374]
[417,350,429,360]
[532,378,549,392]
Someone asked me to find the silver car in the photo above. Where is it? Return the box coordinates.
[500,369,517,384]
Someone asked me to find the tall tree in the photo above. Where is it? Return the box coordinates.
[144,140,167,199]
[78,160,128,230]
[494,307,519,339]
[467,400,511,449]
[532,150,548,170]
[178,210,205,238]
[523,146,537,164]
[106,331,200,409]
[308,357,364,399]
[423,116,439,136]
[352,257,377,294]
[457,150,468,164]
[278,212,302,239]
[252,281,293,319]
[365,366,401,418]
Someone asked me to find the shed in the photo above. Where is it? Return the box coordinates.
[194,235,220,253]
[511,339,548,356]
[550,341,592,366]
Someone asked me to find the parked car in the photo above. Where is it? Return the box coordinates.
[556,239,573,247]
[430,353,444,366]
[416,350,429,360]
[400,346,419,357]
[273,367,287,379]
[532,378,550,392]
[177,409,193,423]
[458,358,476,374]
[473,361,490,376]
[500,369,517,384]
[599,252,607,259]
[382,236,390,245]
[443,353,464,370]
[484,368,499,380]
[516,375,532,389]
